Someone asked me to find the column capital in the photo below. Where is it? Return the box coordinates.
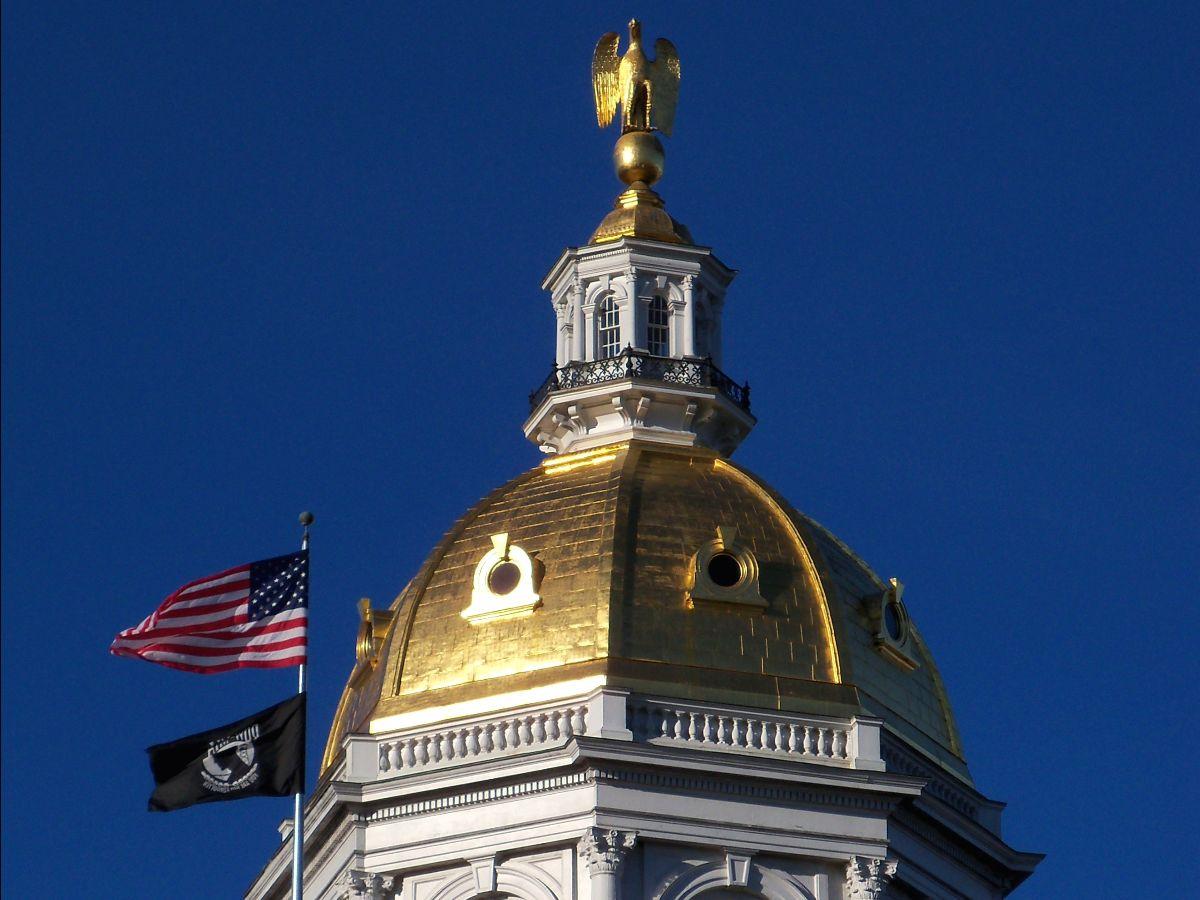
[578,827,637,876]
[845,856,898,900]
[338,869,397,900]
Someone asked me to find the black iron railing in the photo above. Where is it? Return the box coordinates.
[528,348,751,413]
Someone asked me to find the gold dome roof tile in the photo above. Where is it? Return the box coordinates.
[323,443,965,778]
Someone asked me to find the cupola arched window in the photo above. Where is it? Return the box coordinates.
[597,296,621,359]
[695,303,711,357]
[647,295,670,356]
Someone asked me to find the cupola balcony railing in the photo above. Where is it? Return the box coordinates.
[529,347,751,413]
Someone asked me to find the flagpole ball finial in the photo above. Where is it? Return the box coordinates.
[298,511,315,526]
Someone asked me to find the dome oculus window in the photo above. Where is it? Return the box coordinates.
[688,525,767,608]
[462,532,543,624]
[870,577,919,670]
[486,560,521,595]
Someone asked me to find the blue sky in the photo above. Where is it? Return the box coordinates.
[3,2,1197,897]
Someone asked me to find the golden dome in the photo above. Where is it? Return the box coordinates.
[324,442,966,777]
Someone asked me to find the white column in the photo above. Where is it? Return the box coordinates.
[578,828,636,900]
[555,301,568,366]
[681,275,696,357]
[620,268,638,350]
[583,302,596,360]
[572,281,586,361]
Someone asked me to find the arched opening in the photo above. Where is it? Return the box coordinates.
[695,301,711,357]
[648,294,670,356]
[597,295,621,359]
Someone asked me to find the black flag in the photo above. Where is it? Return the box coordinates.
[146,694,305,812]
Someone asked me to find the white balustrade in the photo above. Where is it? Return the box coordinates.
[374,703,589,778]
[629,700,867,767]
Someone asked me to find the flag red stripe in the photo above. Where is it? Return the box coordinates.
[132,654,307,675]
[154,617,306,644]
[157,594,248,620]
[172,563,252,596]
[114,612,251,641]
[130,642,307,664]
[113,615,306,649]
[163,580,251,607]
[132,634,308,659]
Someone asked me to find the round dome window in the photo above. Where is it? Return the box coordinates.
[706,552,743,588]
[487,561,522,596]
[884,601,904,642]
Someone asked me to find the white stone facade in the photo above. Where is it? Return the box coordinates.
[246,687,1039,899]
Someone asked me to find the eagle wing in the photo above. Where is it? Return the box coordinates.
[650,38,681,136]
[591,32,621,128]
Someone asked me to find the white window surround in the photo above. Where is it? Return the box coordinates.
[687,525,767,608]
[597,295,621,359]
[869,577,920,671]
[461,532,542,624]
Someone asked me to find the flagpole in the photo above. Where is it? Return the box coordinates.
[292,511,313,900]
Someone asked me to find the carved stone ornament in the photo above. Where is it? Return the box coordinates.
[578,827,638,876]
[339,869,397,900]
[845,856,898,900]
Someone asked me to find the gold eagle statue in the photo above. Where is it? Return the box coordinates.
[592,19,681,136]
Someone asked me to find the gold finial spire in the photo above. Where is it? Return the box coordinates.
[588,20,689,245]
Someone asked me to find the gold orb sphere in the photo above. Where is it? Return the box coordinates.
[614,131,665,186]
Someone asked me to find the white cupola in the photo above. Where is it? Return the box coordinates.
[525,239,753,456]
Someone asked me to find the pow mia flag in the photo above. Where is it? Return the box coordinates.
[146,694,305,812]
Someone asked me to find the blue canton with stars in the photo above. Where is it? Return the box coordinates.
[248,551,309,620]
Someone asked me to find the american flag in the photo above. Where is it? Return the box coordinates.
[110,551,308,674]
